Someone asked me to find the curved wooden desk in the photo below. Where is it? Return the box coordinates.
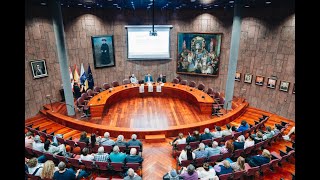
[88,83,215,118]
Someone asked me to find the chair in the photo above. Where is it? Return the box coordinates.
[223,135,233,142]
[259,162,271,175]
[112,81,120,87]
[43,152,55,161]
[173,143,187,158]
[102,83,111,90]
[201,139,212,146]
[25,146,34,156]
[244,163,259,178]
[189,141,200,150]
[222,152,232,160]
[172,78,179,84]
[76,97,90,118]
[197,83,205,91]
[218,172,233,180]
[77,141,88,150]
[233,170,245,179]
[95,161,109,175]
[103,145,113,153]
[244,145,255,156]
[233,131,242,140]
[91,144,100,153]
[206,88,215,97]
[27,174,41,180]
[194,157,207,167]
[126,162,141,175]
[110,162,125,172]
[93,86,101,95]
[254,141,264,151]
[208,154,221,164]
[32,149,43,157]
[213,136,224,144]
[56,136,65,145]
[87,89,94,99]
[118,146,127,153]
[233,149,244,159]
[180,159,193,167]
[66,157,80,168]
[65,139,76,148]
[180,80,188,85]
[81,159,95,172]
[55,154,67,163]
[269,158,280,171]
[176,76,182,82]
[188,81,196,88]
[123,79,130,85]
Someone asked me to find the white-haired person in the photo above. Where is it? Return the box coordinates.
[124,168,142,180]
[127,134,143,153]
[200,128,213,141]
[233,135,245,150]
[25,131,34,148]
[205,141,221,157]
[130,74,138,84]
[115,135,127,147]
[53,161,81,180]
[221,124,233,137]
[193,143,209,158]
[180,164,198,179]
[78,147,94,163]
[196,162,219,180]
[109,145,126,163]
[211,126,223,138]
[213,159,233,176]
[93,146,109,162]
[97,132,115,146]
[32,135,44,152]
[125,148,144,163]
[170,133,186,147]
[43,139,66,156]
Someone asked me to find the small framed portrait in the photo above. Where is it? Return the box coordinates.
[235,72,241,81]
[30,59,48,79]
[292,83,295,94]
[91,35,115,68]
[279,81,290,92]
[255,75,264,86]
[244,73,253,84]
[267,78,277,89]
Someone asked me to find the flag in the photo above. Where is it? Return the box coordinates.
[73,64,80,83]
[87,64,94,90]
[80,63,87,85]
[69,66,74,91]
[84,79,89,91]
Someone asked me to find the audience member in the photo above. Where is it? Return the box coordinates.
[78,131,90,145]
[163,169,181,180]
[214,160,233,176]
[221,124,232,137]
[196,162,218,180]
[200,128,213,141]
[230,156,245,172]
[246,149,271,167]
[244,135,255,149]
[93,146,109,162]
[79,147,94,163]
[98,132,115,146]
[178,145,195,164]
[127,134,143,152]
[109,145,126,163]
[233,135,245,150]
[40,160,58,179]
[186,130,200,143]
[220,140,234,154]
[53,161,80,180]
[193,143,209,158]
[43,140,66,156]
[26,157,43,177]
[237,120,249,132]
[32,135,44,152]
[25,131,34,148]
[115,135,127,147]
[283,126,295,141]
[170,133,186,147]
[205,141,221,157]
[211,126,223,138]
[263,126,275,139]
[253,131,264,144]
[180,164,198,180]
[125,148,144,163]
[124,168,142,180]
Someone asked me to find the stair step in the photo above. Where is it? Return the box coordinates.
[145,134,166,143]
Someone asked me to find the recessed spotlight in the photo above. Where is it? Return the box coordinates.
[40,2,46,5]
[214,4,219,7]
[87,7,91,8]
[113,4,118,6]
[191,0,196,2]
[78,3,82,6]
[203,7,207,9]
[244,5,250,8]
[61,3,63,5]
[230,5,233,7]
[229,0,234,3]
[266,1,272,4]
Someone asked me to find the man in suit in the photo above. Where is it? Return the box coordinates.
[144,74,153,83]
[157,74,166,83]
[35,64,44,76]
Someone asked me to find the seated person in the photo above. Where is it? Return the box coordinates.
[130,74,138,84]
[170,133,187,147]
[246,149,271,167]
[40,160,58,179]
[43,139,66,156]
[196,162,218,180]
[263,126,275,139]
[78,131,90,145]
[53,161,82,180]
[125,148,143,163]
[244,135,255,149]
[127,134,143,152]
[144,73,154,83]
[214,160,233,176]
[205,141,221,157]
[211,126,223,138]
[230,156,245,172]
[283,126,295,141]
[186,130,200,143]
[252,131,264,144]
[220,140,234,154]
[114,135,127,147]
[78,147,94,163]
[97,132,115,146]
[93,147,109,162]
[179,164,198,180]
[233,135,245,150]
[26,157,43,177]
[124,168,142,180]
[193,143,209,159]
[178,145,195,164]
[25,131,34,148]
[221,124,233,137]
[200,128,213,141]
[32,135,44,152]
[157,74,166,83]
[163,169,182,180]
[109,145,126,163]
[237,120,250,132]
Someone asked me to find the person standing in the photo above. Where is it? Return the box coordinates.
[100,38,110,65]
[35,64,44,76]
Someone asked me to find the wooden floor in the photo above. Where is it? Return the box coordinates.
[26,104,295,180]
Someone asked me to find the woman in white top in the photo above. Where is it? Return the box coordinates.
[130,74,138,84]
[244,135,255,149]
[79,147,94,162]
[196,162,219,180]
[230,156,245,172]
[26,157,43,177]
[172,133,187,146]
[178,145,195,164]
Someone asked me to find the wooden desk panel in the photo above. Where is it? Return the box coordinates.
[88,83,214,118]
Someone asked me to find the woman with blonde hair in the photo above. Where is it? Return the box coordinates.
[40,160,58,179]
[247,149,271,167]
[230,156,245,171]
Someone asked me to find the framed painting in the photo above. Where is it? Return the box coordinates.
[235,72,241,81]
[267,78,277,89]
[292,83,295,94]
[30,59,48,79]
[279,81,290,92]
[91,35,115,68]
[177,32,222,76]
[255,75,265,86]
[244,73,253,84]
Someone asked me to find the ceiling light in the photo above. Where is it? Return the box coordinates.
[266,1,272,4]
[190,0,196,2]
[78,3,82,6]
[229,0,234,3]
[200,0,215,5]
[244,5,250,8]
[40,2,46,5]
[214,4,219,7]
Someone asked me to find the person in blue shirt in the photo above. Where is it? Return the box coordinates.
[144,74,154,83]
[214,160,233,176]
[236,120,249,132]
[233,135,245,150]
[246,149,271,167]
[125,148,143,163]
[109,146,126,163]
